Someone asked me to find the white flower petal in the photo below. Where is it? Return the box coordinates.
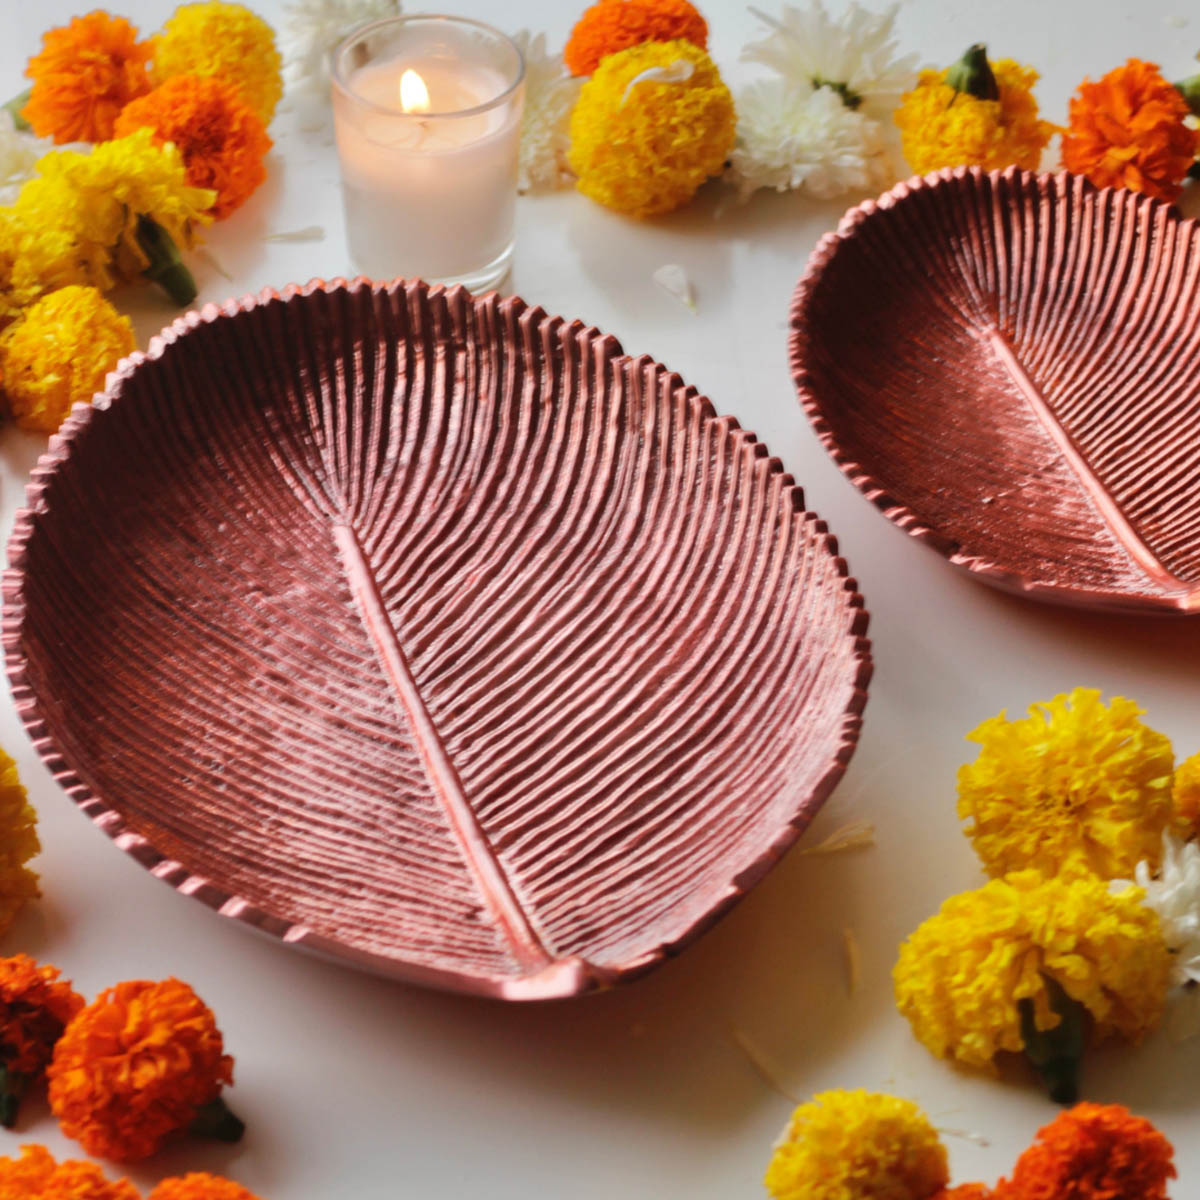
[743,1,919,121]
[194,246,233,282]
[511,31,581,194]
[621,59,695,105]
[936,1127,991,1148]
[798,818,876,855]
[729,1027,799,1103]
[265,225,327,242]
[652,264,696,312]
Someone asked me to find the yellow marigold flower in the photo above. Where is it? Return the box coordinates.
[0,211,28,330]
[0,1144,139,1200]
[958,688,1178,881]
[13,129,213,293]
[2,209,92,318]
[149,1174,264,1200]
[764,1089,948,1200]
[0,286,135,433]
[2,191,106,325]
[0,955,84,1127]
[0,750,39,939]
[568,40,735,218]
[153,2,283,124]
[48,978,238,1162]
[1172,751,1200,837]
[894,59,1055,174]
[893,871,1169,1073]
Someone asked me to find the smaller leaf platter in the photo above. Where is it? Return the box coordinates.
[791,167,1200,615]
[4,280,871,1000]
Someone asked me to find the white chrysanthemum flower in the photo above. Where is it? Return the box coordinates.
[0,111,46,205]
[726,79,892,201]
[743,1,918,121]
[511,31,581,194]
[1114,832,1200,1039]
[282,0,402,98]
[1121,832,1200,988]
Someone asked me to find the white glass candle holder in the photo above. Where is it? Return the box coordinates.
[332,16,525,292]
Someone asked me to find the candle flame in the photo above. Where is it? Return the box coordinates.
[400,68,431,114]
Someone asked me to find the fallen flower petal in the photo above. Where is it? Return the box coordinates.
[652,263,696,311]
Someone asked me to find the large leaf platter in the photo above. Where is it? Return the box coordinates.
[791,167,1200,615]
[4,280,871,999]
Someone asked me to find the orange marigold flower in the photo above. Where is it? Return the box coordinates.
[995,1103,1175,1200]
[21,12,152,144]
[0,956,83,1127]
[114,75,271,219]
[148,1174,264,1200]
[0,1144,138,1200]
[932,1188,994,1200]
[48,978,239,1162]
[564,0,708,76]
[1061,58,1199,203]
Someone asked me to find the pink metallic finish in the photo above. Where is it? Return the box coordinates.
[791,166,1200,615]
[3,278,871,1000]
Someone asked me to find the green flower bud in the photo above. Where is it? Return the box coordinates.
[947,44,999,102]
[1175,72,1200,117]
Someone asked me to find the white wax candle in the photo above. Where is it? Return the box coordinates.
[334,52,522,285]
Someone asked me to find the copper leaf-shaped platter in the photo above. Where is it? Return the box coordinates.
[4,279,870,1000]
[791,167,1200,615]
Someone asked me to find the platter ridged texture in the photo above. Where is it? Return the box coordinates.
[791,166,1200,615]
[4,279,870,1000]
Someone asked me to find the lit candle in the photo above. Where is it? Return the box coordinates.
[332,16,525,291]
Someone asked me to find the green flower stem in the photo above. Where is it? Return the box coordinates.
[1019,975,1086,1105]
[3,89,31,132]
[189,1095,246,1143]
[135,214,198,307]
[0,1066,27,1129]
[946,44,999,103]
[1176,73,1200,117]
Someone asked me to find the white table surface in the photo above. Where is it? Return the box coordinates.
[3,1,1200,1196]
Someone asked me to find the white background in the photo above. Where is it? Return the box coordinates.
[3,0,1200,1196]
